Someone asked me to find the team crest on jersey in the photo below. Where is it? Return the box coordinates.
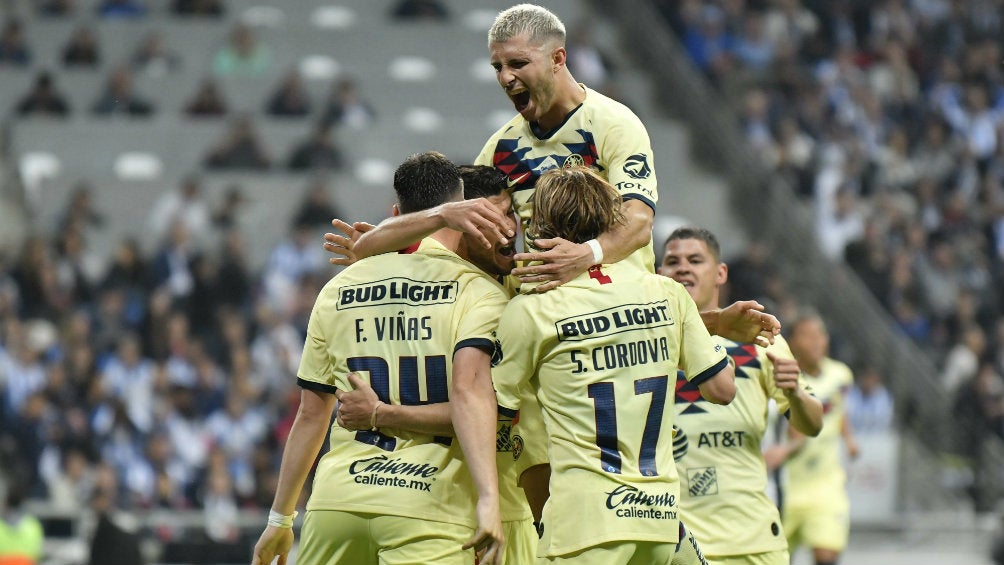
[563,153,585,168]
[686,466,719,497]
[511,434,524,461]
[623,153,652,179]
[725,343,760,379]
[497,420,516,454]
[675,370,708,414]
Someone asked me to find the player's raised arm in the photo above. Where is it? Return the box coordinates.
[766,349,823,436]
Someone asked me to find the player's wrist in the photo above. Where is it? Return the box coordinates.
[584,239,603,264]
[370,401,384,431]
[267,509,298,529]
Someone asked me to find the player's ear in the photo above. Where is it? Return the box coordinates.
[391,203,400,217]
[716,262,728,286]
[551,45,566,70]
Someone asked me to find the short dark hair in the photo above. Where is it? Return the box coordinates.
[393,152,463,214]
[664,227,722,262]
[459,165,507,200]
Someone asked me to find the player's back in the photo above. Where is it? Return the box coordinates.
[297,238,508,528]
[494,261,727,556]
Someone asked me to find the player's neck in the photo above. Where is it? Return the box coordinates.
[538,76,586,131]
[429,228,463,254]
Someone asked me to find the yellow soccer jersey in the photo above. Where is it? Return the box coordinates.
[475,86,658,274]
[674,335,807,557]
[492,262,728,557]
[297,238,509,528]
[782,357,853,509]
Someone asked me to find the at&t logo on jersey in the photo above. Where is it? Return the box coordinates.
[623,153,652,179]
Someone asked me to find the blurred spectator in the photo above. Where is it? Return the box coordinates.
[87,481,144,565]
[148,175,212,246]
[62,25,101,67]
[39,0,75,17]
[287,124,344,171]
[101,238,150,323]
[390,0,449,21]
[816,184,865,261]
[321,78,376,129]
[943,325,987,393]
[98,0,146,19]
[45,446,96,511]
[203,115,272,170]
[173,0,223,17]
[0,482,43,565]
[265,70,312,117]
[215,231,252,312]
[202,465,239,543]
[951,362,1004,510]
[150,221,197,302]
[184,78,229,117]
[291,179,343,228]
[261,221,326,314]
[131,32,180,78]
[846,365,895,433]
[92,67,155,117]
[681,4,736,82]
[0,20,31,66]
[213,24,270,76]
[16,72,70,118]
[100,333,156,434]
[566,23,614,89]
[12,237,65,320]
[210,185,246,231]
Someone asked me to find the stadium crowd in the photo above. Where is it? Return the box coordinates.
[663,0,1004,476]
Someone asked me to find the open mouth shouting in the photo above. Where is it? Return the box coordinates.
[509,89,531,113]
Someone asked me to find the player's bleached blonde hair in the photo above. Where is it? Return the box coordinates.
[488,4,566,46]
[527,167,624,244]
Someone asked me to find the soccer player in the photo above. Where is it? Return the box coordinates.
[492,166,734,565]
[331,165,539,565]
[336,4,659,292]
[250,153,506,565]
[769,312,858,565]
[659,227,823,565]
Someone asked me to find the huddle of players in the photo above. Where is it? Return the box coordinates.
[251,4,858,565]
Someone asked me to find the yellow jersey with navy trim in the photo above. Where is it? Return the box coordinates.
[475,86,658,274]
[674,335,809,557]
[492,261,727,557]
[782,357,853,509]
[297,238,509,528]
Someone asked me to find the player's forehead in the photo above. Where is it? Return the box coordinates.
[489,34,547,63]
[664,237,712,259]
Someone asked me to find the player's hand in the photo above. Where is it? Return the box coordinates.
[463,497,505,565]
[715,301,780,347]
[323,219,375,266]
[512,238,593,292]
[438,198,514,249]
[845,436,860,460]
[251,525,294,565]
[766,351,800,394]
[335,373,380,431]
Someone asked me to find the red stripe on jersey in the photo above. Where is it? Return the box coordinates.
[398,242,421,254]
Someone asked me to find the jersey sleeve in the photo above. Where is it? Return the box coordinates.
[512,390,548,475]
[453,278,508,355]
[676,286,728,385]
[596,104,658,211]
[297,294,340,394]
[491,297,540,416]
[474,133,498,168]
